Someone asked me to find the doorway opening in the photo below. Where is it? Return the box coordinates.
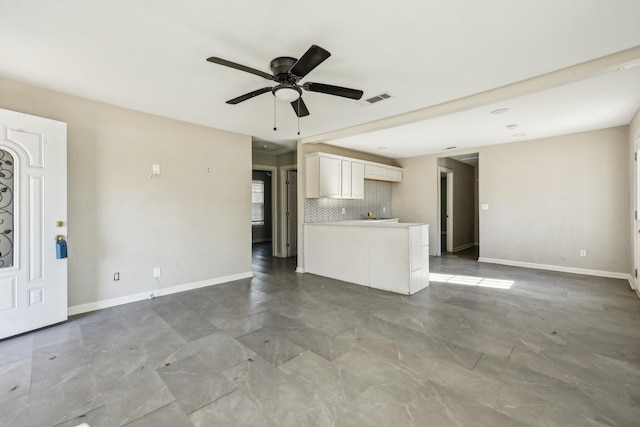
[252,168,276,256]
[437,154,479,260]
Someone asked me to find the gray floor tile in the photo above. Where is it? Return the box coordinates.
[222,356,334,426]
[236,328,304,366]
[122,401,193,427]
[0,334,33,366]
[189,389,275,427]
[188,332,256,372]
[53,405,112,427]
[279,351,370,405]
[102,367,175,426]
[2,244,639,426]
[0,357,31,404]
[156,354,236,415]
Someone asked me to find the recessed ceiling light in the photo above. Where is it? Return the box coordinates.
[506,124,518,129]
[513,133,526,137]
[444,146,457,150]
[618,60,640,71]
[490,108,509,115]
[377,146,388,150]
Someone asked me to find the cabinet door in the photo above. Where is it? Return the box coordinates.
[319,156,341,197]
[364,164,386,179]
[351,162,364,199]
[341,160,352,198]
[387,168,402,182]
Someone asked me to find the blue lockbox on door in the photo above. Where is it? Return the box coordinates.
[56,238,67,259]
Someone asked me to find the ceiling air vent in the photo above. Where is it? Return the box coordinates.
[361,93,392,106]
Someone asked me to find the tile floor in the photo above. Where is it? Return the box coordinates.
[1,243,640,426]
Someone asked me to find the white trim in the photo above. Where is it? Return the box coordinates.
[478,257,629,280]
[295,267,305,273]
[68,272,254,316]
[279,164,297,258]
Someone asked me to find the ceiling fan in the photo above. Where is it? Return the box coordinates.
[206,45,364,118]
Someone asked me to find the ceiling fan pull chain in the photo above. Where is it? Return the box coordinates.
[273,96,277,131]
[297,99,301,135]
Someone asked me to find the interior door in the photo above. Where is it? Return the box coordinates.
[287,170,297,257]
[0,108,67,339]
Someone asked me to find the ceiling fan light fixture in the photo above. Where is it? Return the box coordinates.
[273,85,301,102]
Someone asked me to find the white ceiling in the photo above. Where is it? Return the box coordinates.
[1,1,639,158]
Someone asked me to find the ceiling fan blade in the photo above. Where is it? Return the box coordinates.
[291,97,310,117]
[303,82,363,100]
[289,45,331,79]
[207,57,275,81]
[226,87,272,104]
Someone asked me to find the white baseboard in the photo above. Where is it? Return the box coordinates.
[295,267,306,274]
[453,243,476,252]
[478,257,629,280]
[68,271,254,316]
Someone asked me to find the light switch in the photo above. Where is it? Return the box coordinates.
[152,164,161,175]
[481,204,489,211]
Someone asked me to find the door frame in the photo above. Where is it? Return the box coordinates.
[634,136,640,294]
[437,166,454,255]
[252,164,278,257]
[279,164,297,258]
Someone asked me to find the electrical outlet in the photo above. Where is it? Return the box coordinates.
[580,249,587,258]
[153,267,161,278]
[382,207,386,213]
[341,207,346,214]
[113,272,120,281]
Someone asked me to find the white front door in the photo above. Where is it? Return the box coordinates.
[0,108,67,339]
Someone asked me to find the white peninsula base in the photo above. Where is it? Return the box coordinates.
[304,222,429,295]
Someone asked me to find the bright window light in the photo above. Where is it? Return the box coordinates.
[429,273,514,290]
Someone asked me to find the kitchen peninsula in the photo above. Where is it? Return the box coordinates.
[304,221,429,295]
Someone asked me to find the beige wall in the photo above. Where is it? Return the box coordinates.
[0,77,252,308]
[394,126,631,275]
[252,151,278,166]
[277,151,296,167]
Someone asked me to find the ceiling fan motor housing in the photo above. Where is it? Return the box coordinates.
[270,57,299,83]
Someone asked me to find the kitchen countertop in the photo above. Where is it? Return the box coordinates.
[305,219,426,228]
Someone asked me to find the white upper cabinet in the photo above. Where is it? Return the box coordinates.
[306,152,401,199]
[341,159,352,198]
[385,168,403,182]
[364,163,403,182]
[364,164,386,180]
[306,153,341,198]
[351,162,365,198]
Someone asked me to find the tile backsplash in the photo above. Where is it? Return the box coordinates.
[304,180,392,223]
